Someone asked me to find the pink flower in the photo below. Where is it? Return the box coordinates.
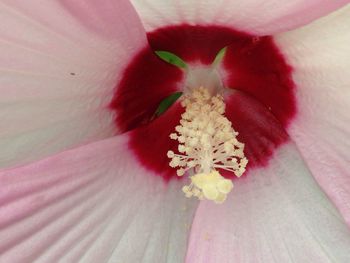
[0,0,349,262]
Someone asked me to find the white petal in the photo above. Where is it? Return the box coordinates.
[275,5,350,225]
[0,0,147,168]
[186,143,350,262]
[130,0,348,35]
[0,134,197,263]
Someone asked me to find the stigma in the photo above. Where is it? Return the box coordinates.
[167,87,248,203]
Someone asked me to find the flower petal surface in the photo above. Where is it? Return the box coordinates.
[0,0,147,168]
[130,0,349,35]
[0,134,197,263]
[275,5,350,225]
[186,142,350,263]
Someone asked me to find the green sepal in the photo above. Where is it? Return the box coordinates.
[155,51,187,69]
[155,92,183,117]
[213,47,227,66]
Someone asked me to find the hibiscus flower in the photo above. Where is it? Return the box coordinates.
[0,0,350,262]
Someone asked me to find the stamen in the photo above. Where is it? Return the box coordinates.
[167,87,248,203]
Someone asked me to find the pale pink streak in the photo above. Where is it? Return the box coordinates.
[186,143,350,263]
[0,134,197,262]
[0,0,147,169]
[275,5,350,226]
[130,0,350,35]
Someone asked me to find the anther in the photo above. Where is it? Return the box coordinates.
[167,87,248,203]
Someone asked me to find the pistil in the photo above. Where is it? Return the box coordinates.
[167,87,248,203]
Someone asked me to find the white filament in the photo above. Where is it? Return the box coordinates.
[167,87,248,203]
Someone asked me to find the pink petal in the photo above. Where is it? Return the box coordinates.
[130,0,349,35]
[275,5,350,225]
[0,0,147,168]
[0,134,196,262]
[186,143,350,262]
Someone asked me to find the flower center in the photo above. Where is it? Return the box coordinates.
[167,87,248,203]
[112,25,295,181]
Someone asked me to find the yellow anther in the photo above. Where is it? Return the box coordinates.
[202,185,219,200]
[217,179,233,194]
[214,193,227,204]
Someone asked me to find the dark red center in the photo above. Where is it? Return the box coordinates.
[111,25,296,180]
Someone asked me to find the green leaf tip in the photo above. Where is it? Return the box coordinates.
[155,92,183,117]
[155,51,187,69]
[213,47,227,66]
